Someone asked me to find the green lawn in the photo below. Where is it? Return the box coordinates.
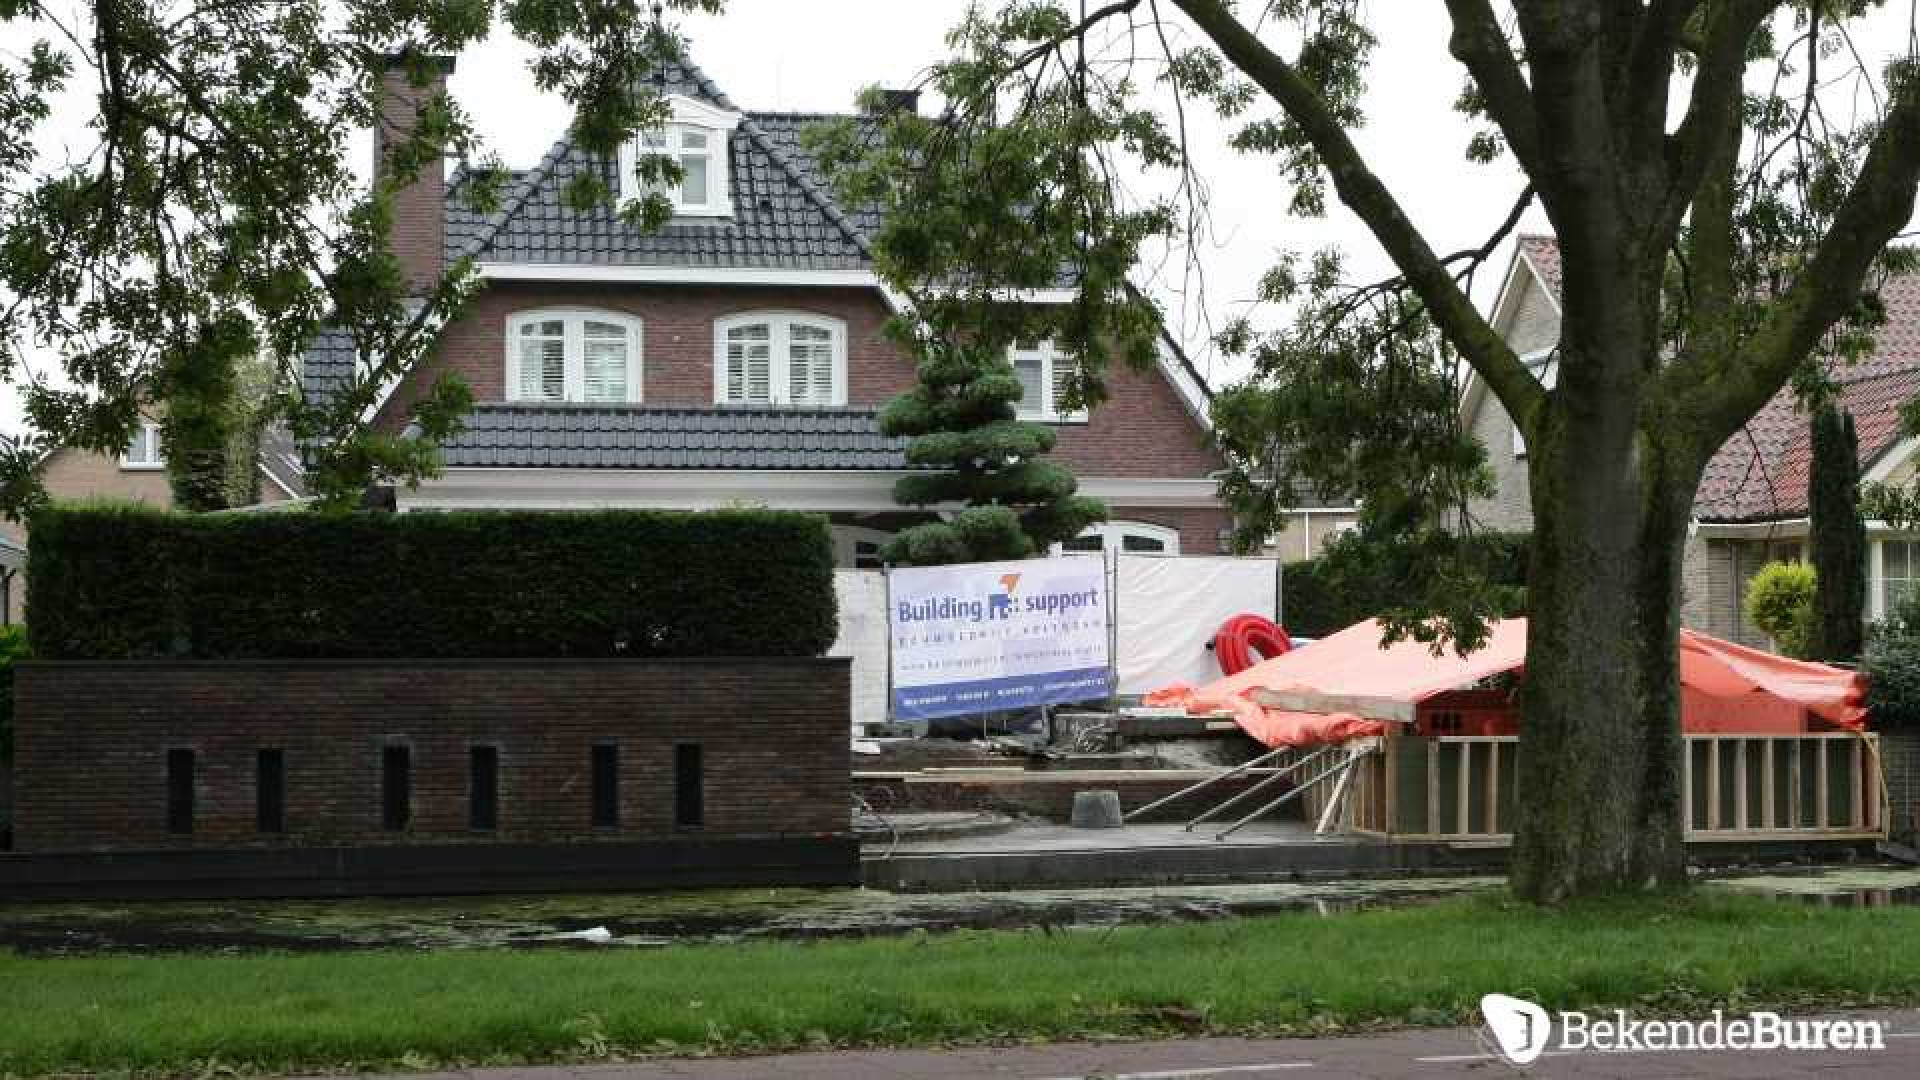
[2,891,1917,1076]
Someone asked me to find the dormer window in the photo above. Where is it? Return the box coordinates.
[620,96,739,218]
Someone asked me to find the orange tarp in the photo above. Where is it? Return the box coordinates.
[1145,618,1867,749]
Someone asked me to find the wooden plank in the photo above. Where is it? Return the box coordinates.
[1817,738,1830,829]
[1762,740,1776,831]
[1250,689,1417,725]
[1867,736,1883,832]
[1682,737,1694,834]
[1706,737,1721,831]
[1456,740,1471,837]
[1485,740,1501,836]
[1851,738,1865,829]
[1427,738,1440,838]
[1382,728,1397,837]
[1734,739,1749,831]
[1790,739,1804,829]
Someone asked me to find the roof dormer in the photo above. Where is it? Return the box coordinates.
[619,94,742,219]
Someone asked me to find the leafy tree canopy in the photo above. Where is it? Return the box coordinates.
[0,0,720,513]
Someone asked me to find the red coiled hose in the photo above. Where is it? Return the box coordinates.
[1214,613,1292,675]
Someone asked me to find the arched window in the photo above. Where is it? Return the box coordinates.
[1059,521,1181,556]
[618,95,740,218]
[714,312,848,407]
[505,310,643,405]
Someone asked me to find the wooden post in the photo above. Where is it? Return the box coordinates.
[1455,741,1471,837]
[1762,740,1776,831]
[1706,737,1721,831]
[1485,739,1501,835]
[1427,738,1440,838]
[1817,738,1830,830]
[1682,736,1694,835]
[1781,734,1797,826]
[1734,739,1749,831]
[1850,738,1864,829]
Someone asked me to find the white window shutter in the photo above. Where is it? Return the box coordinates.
[517,321,565,403]
[790,323,834,405]
[726,323,772,404]
[1013,352,1045,419]
[1050,352,1079,417]
[582,321,629,403]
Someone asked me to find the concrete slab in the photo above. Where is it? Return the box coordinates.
[863,822,1507,891]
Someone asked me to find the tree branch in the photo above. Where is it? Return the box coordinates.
[1442,0,1541,175]
[1172,0,1541,422]
[1662,1,1775,236]
[1683,75,1920,439]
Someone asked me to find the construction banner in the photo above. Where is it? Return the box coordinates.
[887,557,1110,721]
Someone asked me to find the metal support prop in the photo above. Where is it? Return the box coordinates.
[1215,742,1371,840]
[1181,745,1337,832]
[1122,743,1295,822]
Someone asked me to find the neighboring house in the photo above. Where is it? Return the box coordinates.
[304,53,1348,563]
[0,416,307,622]
[1463,234,1920,648]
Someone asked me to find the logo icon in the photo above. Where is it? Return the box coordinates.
[987,573,1022,619]
[1481,993,1552,1065]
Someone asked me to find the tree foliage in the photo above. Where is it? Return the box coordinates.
[1808,404,1866,661]
[806,3,1180,563]
[1745,560,1818,659]
[842,1,1920,902]
[0,0,720,513]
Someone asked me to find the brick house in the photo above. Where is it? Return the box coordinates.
[1463,234,1920,648]
[0,422,305,623]
[301,53,1339,562]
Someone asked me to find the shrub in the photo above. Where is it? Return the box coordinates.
[1867,593,1920,730]
[26,504,838,660]
[1744,561,1817,659]
[1281,529,1529,638]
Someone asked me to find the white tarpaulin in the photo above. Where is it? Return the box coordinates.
[1114,554,1280,695]
[829,570,889,735]
[888,557,1110,721]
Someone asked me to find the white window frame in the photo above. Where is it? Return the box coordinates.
[1511,347,1558,457]
[617,95,739,218]
[504,308,644,405]
[120,418,163,470]
[1873,535,1920,621]
[1011,339,1088,424]
[1055,520,1181,557]
[712,311,848,407]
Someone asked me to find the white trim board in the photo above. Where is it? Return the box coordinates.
[397,468,1224,513]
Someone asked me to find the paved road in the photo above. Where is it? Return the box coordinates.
[359,1009,1920,1079]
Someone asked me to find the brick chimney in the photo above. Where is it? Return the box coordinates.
[864,88,921,116]
[374,53,455,294]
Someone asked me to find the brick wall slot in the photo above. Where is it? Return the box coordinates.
[255,748,286,834]
[469,745,500,832]
[8,657,851,854]
[675,743,705,828]
[590,742,621,828]
[165,747,195,835]
[381,743,413,832]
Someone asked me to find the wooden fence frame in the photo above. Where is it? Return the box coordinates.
[1302,729,1884,844]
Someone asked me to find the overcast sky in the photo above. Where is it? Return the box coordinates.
[6,1,1916,432]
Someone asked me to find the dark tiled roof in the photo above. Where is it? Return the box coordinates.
[439,404,914,470]
[1515,235,1920,523]
[443,58,875,272]
[301,325,358,409]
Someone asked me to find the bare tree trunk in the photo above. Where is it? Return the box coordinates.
[1511,335,1698,902]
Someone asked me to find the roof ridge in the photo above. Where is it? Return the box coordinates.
[735,113,874,260]
[448,140,573,264]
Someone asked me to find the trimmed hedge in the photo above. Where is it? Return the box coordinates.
[27,504,838,660]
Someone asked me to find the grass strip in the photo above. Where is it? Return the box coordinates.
[2,891,1917,1076]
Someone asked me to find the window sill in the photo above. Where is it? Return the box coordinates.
[119,462,165,472]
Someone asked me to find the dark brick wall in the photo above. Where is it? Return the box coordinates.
[375,281,1223,479]
[11,658,849,853]
[376,62,449,294]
